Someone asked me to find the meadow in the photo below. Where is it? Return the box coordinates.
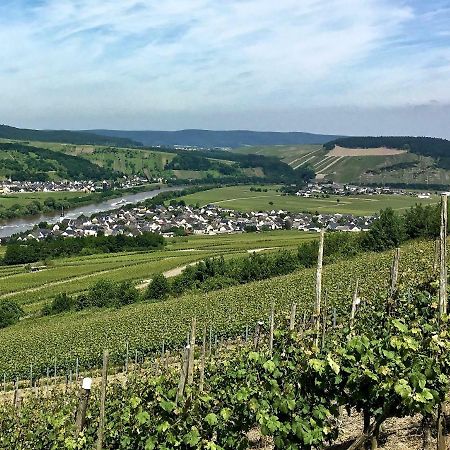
[0,230,313,314]
[0,191,90,209]
[177,185,438,215]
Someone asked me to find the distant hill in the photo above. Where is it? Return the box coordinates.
[0,125,139,147]
[87,129,341,148]
[324,136,450,168]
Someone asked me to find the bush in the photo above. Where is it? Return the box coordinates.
[49,293,74,314]
[146,274,170,300]
[0,300,23,329]
[117,281,139,306]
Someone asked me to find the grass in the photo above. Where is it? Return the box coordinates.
[0,191,90,209]
[177,185,438,215]
[0,230,314,313]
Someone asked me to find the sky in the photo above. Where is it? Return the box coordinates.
[1,0,450,137]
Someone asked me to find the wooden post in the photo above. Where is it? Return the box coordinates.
[439,193,447,320]
[125,341,129,374]
[387,248,400,313]
[13,380,18,408]
[245,325,249,342]
[437,194,448,450]
[314,229,325,347]
[253,321,263,350]
[350,279,359,331]
[208,327,213,356]
[75,357,79,381]
[434,238,440,272]
[332,308,337,328]
[288,303,296,331]
[187,318,196,385]
[96,350,109,450]
[54,357,57,384]
[269,303,275,356]
[321,293,328,350]
[199,327,207,393]
[176,346,190,403]
[29,363,33,389]
[75,378,92,437]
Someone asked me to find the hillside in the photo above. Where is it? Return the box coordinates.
[234,142,450,186]
[0,142,118,181]
[87,129,341,147]
[0,124,139,147]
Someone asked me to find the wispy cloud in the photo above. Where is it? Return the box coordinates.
[0,0,449,135]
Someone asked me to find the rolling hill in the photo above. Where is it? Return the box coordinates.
[233,137,450,187]
[0,124,139,147]
[0,142,118,181]
[87,129,341,147]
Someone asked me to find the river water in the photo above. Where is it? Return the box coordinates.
[0,186,182,238]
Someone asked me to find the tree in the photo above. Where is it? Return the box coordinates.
[117,281,139,306]
[50,293,74,314]
[362,208,406,252]
[146,274,170,300]
[0,300,23,329]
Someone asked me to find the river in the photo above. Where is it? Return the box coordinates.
[0,186,182,238]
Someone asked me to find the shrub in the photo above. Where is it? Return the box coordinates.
[0,300,23,329]
[146,274,170,300]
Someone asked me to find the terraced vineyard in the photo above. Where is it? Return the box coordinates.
[0,231,313,314]
[0,238,435,379]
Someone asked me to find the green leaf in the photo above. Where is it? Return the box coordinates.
[130,396,141,408]
[159,399,176,413]
[220,408,232,421]
[205,413,218,426]
[136,410,150,425]
[327,354,340,374]
[145,437,157,450]
[184,427,200,447]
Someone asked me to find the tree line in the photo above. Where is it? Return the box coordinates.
[2,232,164,265]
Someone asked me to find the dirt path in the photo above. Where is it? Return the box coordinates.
[329,146,407,157]
[136,261,199,290]
[0,266,126,300]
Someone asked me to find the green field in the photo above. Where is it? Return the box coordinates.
[0,191,90,209]
[177,185,438,215]
[0,230,313,314]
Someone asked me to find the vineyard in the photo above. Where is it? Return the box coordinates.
[0,235,449,448]
[1,196,449,448]
[0,237,439,377]
[0,230,312,313]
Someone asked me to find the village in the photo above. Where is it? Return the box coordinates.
[294,182,432,199]
[9,201,376,243]
[0,176,152,195]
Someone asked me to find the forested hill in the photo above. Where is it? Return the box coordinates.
[324,136,450,156]
[0,125,139,147]
[0,142,118,181]
[87,129,341,147]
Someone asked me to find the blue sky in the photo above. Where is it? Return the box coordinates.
[1,0,450,137]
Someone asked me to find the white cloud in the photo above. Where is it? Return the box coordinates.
[0,0,449,131]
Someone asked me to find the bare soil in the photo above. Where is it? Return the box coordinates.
[329,146,407,157]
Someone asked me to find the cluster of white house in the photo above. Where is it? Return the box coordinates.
[13,204,375,242]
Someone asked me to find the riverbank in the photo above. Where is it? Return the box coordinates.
[0,185,183,238]
[0,183,162,222]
